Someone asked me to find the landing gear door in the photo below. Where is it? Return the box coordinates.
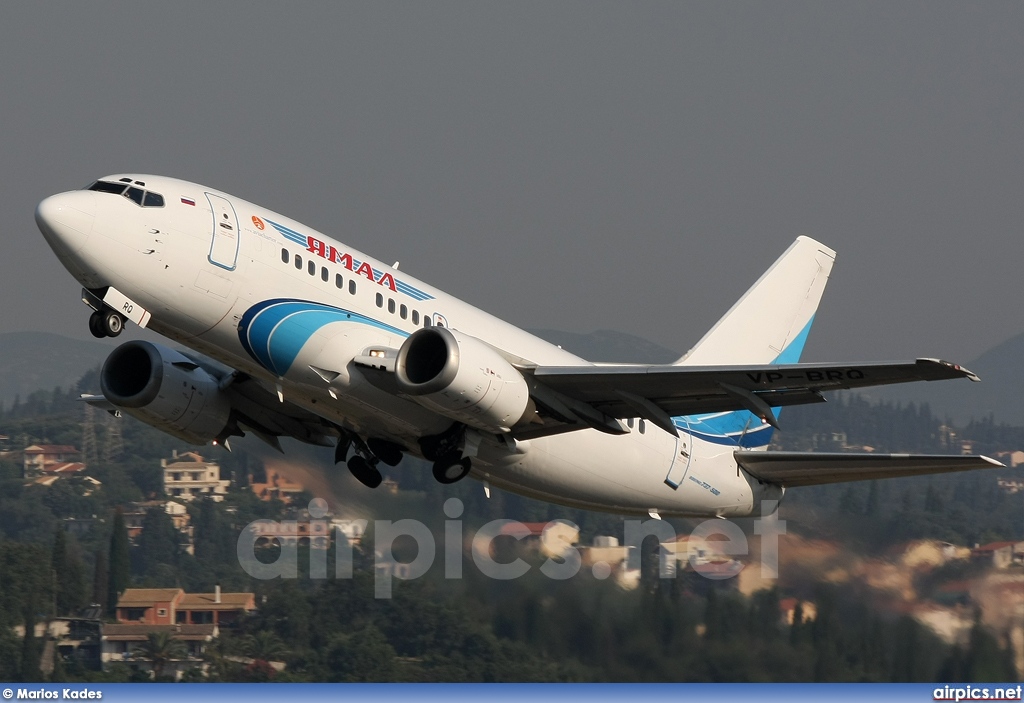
[664,422,692,489]
[206,193,240,271]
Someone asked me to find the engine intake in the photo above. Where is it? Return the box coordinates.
[100,341,231,445]
[395,327,531,433]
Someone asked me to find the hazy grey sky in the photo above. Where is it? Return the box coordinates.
[2,2,1022,365]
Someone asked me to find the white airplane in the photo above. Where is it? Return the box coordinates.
[35,175,1000,518]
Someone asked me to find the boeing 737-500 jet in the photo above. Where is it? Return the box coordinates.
[34,175,1000,518]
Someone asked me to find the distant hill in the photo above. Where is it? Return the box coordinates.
[0,331,110,408]
[527,329,680,364]
[869,331,1024,426]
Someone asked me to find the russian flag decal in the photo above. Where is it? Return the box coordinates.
[181,197,196,206]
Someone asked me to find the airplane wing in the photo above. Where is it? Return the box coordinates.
[517,358,978,438]
[734,451,1003,487]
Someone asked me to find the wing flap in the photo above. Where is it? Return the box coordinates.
[527,358,977,421]
[735,451,1003,487]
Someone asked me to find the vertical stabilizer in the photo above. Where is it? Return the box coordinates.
[676,236,835,366]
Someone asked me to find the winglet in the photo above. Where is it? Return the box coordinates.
[919,358,980,382]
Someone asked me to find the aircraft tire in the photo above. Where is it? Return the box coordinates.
[367,438,403,467]
[347,455,382,489]
[88,311,107,338]
[103,311,124,337]
[432,454,471,484]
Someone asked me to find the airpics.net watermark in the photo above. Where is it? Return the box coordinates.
[236,498,786,598]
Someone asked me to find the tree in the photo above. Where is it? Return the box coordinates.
[133,631,187,680]
[323,624,397,682]
[92,548,107,609]
[51,527,85,616]
[107,508,130,616]
[137,506,178,576]
[242,630,288,663]
[864,481,880,516]
[194,499,232,568]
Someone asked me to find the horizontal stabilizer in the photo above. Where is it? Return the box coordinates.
[735,451,1003,487]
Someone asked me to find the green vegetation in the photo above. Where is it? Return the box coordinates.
[0,375,1020,683]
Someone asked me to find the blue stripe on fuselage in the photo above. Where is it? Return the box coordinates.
[238,299,408,376]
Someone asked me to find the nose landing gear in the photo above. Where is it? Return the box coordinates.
[88,309,125,338]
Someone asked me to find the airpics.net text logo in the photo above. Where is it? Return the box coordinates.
[235,498,786,598]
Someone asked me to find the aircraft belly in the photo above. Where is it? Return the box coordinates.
[472,430,768,517]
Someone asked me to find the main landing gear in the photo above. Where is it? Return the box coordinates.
[88,309,125,338]
[336,434,406,489]
[338,424,475,489]
[432,452,472,484]
[421,423,473,485]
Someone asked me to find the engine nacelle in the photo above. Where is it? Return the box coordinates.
[100,341,231,445]
[394,327,531,434]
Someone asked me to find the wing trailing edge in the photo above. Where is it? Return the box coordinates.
[735,451,1004,487]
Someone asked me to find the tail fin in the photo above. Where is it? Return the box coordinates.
[676,236,835,367]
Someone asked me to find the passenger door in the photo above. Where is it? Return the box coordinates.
[206,193,240,270]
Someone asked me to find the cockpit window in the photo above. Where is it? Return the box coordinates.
[125,187,145,205]
[86,180,166,207]
[88,180,128,195]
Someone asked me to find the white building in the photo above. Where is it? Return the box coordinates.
[162,451,229,502]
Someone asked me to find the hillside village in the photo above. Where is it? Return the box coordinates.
[0,374,1020,682]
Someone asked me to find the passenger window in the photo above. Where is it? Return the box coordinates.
[627,418,634,429]
[281,248,290,264]
[387,299,395,314]
[639,419,646,434]
[143,192,164,207]
[295,254,303,270]
[348,280,356,295]
[321,266,329,282]
[400,304,408,320]
[424,317,431,328]
[307,260,315,276]
[375,293,383,307]
[412,310,420,325]
[125,187,144,205]
[335,273,343,288]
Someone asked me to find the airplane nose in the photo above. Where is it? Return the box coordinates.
[35,192,95,254]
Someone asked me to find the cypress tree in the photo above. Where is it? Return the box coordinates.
[107,508,130,616]
[51,528,86,616]
[92,549,107,609]
[51,528,68,615]
[137,506,178,576]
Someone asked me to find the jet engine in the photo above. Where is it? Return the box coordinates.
[100,341,232,445]
[394,327,532,434]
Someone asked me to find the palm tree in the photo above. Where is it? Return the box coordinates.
[202,635,239,681]
[133,631,188,680]
[242,630,289,663]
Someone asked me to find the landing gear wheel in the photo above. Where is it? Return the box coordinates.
[367,438,403,467]
[347,455,382,489]
[102,311,124,337]
[432,453,471,485]
[88,311,107,338]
